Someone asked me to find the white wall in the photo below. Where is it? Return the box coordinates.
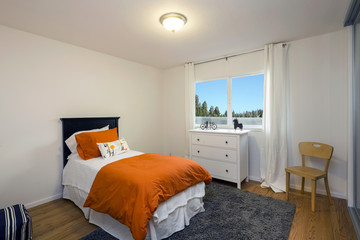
[161,28,349,199]
[287,29,349,198]
[0,25,163,209]
[161,66,187,157]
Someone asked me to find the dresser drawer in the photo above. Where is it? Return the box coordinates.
[191,134,237,149]
[192,157,237,180]
[191,145,237,163]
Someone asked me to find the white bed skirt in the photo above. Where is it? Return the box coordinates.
[63,182,206,240]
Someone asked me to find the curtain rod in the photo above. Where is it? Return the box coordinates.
[193,48,264,66]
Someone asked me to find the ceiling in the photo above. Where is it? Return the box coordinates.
[0,0,351,69]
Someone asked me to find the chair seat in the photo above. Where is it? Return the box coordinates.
[285,166,326,180]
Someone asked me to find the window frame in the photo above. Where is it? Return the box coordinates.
[194,71,264,131]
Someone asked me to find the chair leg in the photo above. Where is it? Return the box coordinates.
[311,180,316,212]
[301,177,305,194]
[324,176,333,205]
[286,172,290,201]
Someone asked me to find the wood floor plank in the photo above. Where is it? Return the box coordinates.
[27,180,357,239]
[29,198,98,240]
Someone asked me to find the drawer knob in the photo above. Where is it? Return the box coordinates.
[197,150,200,154]
[197,139,200,141]
[225,141,228,144]
[226,169,229,173]
[225,154,228,157]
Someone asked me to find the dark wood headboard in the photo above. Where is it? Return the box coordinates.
[60,117,120,167]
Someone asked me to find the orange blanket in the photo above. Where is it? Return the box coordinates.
[83,153,212,240]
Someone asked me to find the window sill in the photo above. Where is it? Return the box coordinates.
[194,125,264,132]
[244,127,263,132]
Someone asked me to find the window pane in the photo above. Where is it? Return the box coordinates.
[232,74,264,126]
[195,79,227,126]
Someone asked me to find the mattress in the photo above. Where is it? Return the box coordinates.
[62,150,206,239]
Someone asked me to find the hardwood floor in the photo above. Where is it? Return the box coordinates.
[240,180,357,240]
[28,180,357,240]
[28,198,97,240]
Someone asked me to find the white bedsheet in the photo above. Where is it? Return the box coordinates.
[63,150,144,193]
[62,151,206,239]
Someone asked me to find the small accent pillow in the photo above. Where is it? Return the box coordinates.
[75,128,118,160]
[65,125,109,153]
[97,138,129,159]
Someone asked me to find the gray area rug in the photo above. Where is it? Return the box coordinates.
[80,181,296,240]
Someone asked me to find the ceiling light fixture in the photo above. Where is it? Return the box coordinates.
[159,12,187,32]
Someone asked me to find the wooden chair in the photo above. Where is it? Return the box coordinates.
[285,142,334,212]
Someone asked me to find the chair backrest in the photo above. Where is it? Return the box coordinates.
[299,142,334,172]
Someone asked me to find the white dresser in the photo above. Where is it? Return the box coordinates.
[189,129,249,189]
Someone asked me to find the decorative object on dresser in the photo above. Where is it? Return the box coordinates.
[200,121,217,130]
[233,118,243,131]
[189,129,249,189]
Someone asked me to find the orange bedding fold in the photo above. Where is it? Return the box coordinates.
[83,153,212,240]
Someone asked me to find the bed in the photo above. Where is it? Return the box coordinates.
[60,117,210,240]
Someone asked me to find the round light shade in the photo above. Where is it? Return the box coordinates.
[160,12,187,32]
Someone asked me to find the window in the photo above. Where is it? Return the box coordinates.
[195,79,227,125]
[195,74,264,129]
[232,74,264,127]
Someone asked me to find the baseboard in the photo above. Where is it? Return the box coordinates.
[25,193,63,209]
[248,176,262,182]
[245,176,346,199]
[289,183,346,200]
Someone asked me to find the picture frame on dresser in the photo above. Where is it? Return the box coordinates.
[189,129,249,189]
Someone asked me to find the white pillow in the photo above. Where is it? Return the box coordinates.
[65,125,109,153]
[97,138,129,159]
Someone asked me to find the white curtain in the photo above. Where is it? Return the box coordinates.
[260,43,289,192]
[184,63,195,158]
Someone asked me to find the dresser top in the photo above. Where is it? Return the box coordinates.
[189,128,250,135]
